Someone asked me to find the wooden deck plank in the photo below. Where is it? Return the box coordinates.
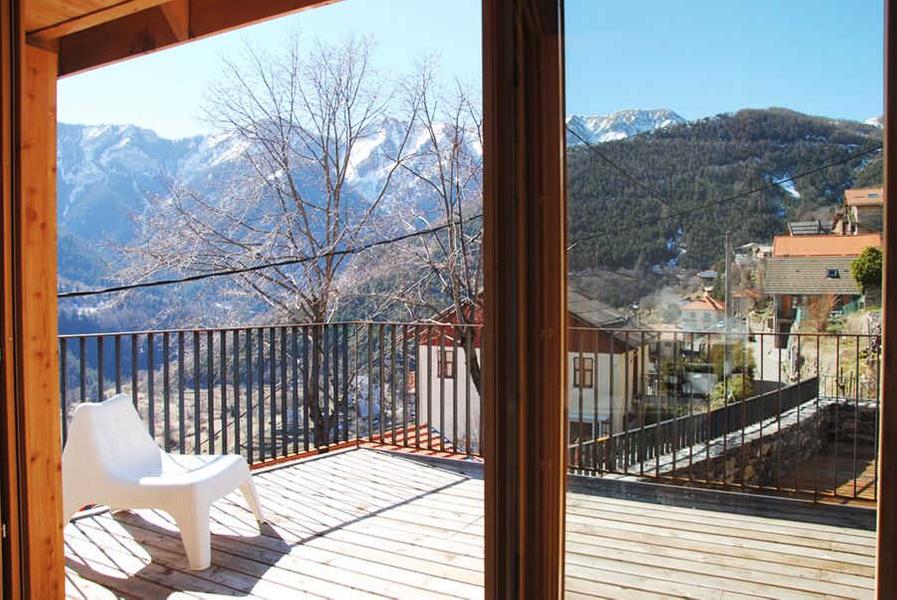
[64,448,876,599]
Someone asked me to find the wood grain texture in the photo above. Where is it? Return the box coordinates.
[0,2,21,597]
[482,0,567,597]
[877,1,895,596]
[54,0,340,77]
[25,0,173,44]
[62,449,876,599]
[17,43,63,600]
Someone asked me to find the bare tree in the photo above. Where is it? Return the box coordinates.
[370,67,484,392]
[121,36,422,445]
[122,36,420,325]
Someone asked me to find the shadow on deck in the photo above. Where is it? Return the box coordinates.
[65,448,875,599]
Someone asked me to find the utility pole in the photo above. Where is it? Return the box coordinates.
[724,230,732,334]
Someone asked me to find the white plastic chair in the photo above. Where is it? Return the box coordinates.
[62,394,265,570]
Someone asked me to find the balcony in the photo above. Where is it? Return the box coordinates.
[64,448,876,599]
[60,323,880,598]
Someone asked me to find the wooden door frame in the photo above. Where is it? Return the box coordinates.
[482,0,567,597]
[1,2,64,595]
[877,1,896,597]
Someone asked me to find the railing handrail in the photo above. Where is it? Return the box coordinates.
[58,320,485,339]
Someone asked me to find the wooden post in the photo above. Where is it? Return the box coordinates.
[482,0,567,598]
[877,1,896,596]
[0,6,64,594]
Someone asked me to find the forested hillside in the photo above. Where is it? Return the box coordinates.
[567,108,883,274]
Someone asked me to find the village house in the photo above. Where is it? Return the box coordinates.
[680,294,726,331]
[416,289,646,446]
[764,232,882,344]
[832,187,884,235]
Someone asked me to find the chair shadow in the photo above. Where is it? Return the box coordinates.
[65,510,290,598]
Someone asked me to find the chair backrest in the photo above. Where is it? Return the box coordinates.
[63,394,162,479]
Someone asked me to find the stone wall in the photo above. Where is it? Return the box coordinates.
[672,401,876,487]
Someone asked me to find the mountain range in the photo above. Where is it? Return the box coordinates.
[57,107,883,328]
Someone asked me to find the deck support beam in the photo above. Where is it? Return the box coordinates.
[482,0,567,598]
[877,0,897,596]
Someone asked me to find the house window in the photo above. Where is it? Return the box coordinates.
[438,347,455,379]
[573,356,594,388]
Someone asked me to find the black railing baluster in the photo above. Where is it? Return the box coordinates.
[302,326,309,451]
[814,335,820,502]
[60,338,68,442]
[114,335,121,395]
[246,328,254,463]
[402,324,410,448]
[623,331,631,474]
[415,324,422,451]
[131,334,138,410]
[178,331,185,454]
[206,330,214,454]
[97,335,104,402]
[874,341,881,502]
[354,326,360,444]
[269,327,277,458]
[367,323,373,441]
[438,326,445,452]
[147,332,155,440]
[315,325,331,446]
[193,332,200,454]
[594,329,601,474]
[391,325,398,446]
[576,327,585,472]
[464,328,471,456]
[342,324,349,444]
[426,325,432,451]
[639,331,646,476]
[292,326,300,454]
[379,324,386,444]
[233,329,240,456]
[834,335,841,497]
[163,332,171,450]
[220,330,228,454]
[281,326,288,454]
[854,335,860,499]
[79,336,86,405]
[258,328,266,459]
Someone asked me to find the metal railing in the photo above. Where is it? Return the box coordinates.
[566,328,880,503]
[59,323,880,503]
[59,322,484,465]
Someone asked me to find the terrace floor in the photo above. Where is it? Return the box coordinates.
[64,448,877,599]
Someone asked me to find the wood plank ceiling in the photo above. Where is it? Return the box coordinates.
[24,0,338,76]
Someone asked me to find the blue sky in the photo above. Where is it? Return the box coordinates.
[58,0,883,139]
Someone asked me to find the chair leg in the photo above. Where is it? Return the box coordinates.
[239,480,266,524]
[171,504,211,570]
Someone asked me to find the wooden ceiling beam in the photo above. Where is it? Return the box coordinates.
[26,0,173,46]
[47,0,339,78]
[159,0,189,42]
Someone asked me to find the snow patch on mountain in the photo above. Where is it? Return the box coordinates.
[566,108,685,145]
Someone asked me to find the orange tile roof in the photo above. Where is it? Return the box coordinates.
[682,296,724,311]
[844,187,884,207]
[772,234,881,257]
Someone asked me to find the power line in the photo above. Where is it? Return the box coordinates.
[59,141,881,298]
[566,125,675,210]
[58,214,483,299]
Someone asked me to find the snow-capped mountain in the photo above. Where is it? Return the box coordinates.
[565,108,685,145]
[864,115,883,128]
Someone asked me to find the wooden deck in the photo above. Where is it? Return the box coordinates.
[65,448,876,599]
